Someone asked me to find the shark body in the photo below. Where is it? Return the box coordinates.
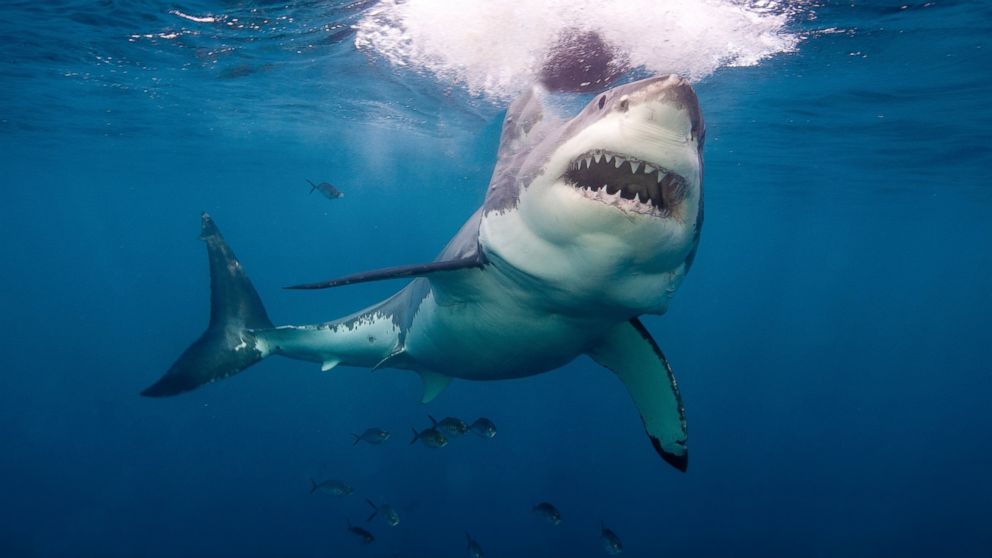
[143,75,705,471]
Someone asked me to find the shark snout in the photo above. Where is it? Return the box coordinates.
[635,74,693,100]
[628,75,704,142]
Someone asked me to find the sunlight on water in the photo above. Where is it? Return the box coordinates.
[355,0,804,99]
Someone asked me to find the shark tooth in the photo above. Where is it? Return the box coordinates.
[630,161,641,174]
[604,153,613,163]
[647,181,661,207]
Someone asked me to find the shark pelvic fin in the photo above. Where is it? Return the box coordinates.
[588,318,688,472]
[320,359,341,372]
[285,255,486,290]
[418,371,452,404]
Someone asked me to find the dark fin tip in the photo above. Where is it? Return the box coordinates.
[140,373,198,397]
[650,435,688,472]
[199,212,219,240]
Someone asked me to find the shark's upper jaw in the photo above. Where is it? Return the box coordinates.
[563,149,688,217]
[543,74,702,223]
[478,75,704,316]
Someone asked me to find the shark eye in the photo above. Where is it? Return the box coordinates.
[598,95,606,109]
[618,95,629,112]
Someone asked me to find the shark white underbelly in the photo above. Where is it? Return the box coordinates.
[262,254,613,382]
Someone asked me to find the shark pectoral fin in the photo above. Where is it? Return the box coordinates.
[285,256,486,290]
[418,371,452,404]
[320,359,340,372]
[588,319,688,472]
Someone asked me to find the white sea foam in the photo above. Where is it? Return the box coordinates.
[355,0,803,99]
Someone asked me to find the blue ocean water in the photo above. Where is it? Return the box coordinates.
[1,0,990,556]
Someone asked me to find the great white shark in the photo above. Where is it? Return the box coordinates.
[143,74,704,472]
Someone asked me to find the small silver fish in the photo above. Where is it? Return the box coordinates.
[601,522,623,555]
[468,417,497,438]
[532,501,561,525]
[430,414,469,437]
[306,178,344,199]
[346,519,374,544]
[309,478,353,497]
[466,532,485,558]
[352,427,391,446]
[366,499,400,527]
[410,425,448,448]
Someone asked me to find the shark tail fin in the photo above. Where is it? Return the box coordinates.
[365,499,378,522]
[141,213,274,397]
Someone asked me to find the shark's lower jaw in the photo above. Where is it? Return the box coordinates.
[563,150,688,218]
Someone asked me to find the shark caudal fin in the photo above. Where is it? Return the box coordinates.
[141,213,274,397]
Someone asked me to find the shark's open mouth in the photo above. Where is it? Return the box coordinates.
[563,150,687,216]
